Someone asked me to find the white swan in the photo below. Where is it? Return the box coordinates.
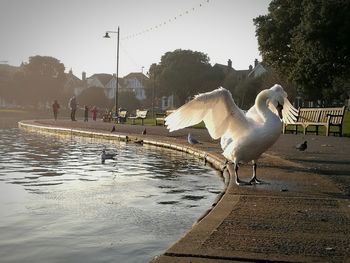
[165,84,297,185]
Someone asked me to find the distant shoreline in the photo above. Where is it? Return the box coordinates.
[0,109,51,128]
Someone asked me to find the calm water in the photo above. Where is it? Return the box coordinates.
[0,128,223,263]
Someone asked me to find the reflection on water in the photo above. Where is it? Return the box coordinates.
[0,128,223,263]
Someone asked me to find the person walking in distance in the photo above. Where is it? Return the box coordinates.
[91,106,98,121]
[68,96,78,121]
[52,100,60,121]
[84,105,89,122]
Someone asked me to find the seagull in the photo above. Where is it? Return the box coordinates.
[101,149,116,164]
[165,85,297,185]
[142,128,146,135]
[188,133,201,145]
[296,141,307,151]
[111,125,116,132]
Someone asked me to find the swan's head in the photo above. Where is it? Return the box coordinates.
[269,84,286,119]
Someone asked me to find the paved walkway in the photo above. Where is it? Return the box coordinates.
[20,119,350,262]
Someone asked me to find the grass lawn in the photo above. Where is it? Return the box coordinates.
[0,109,27,114]
[343,111,350,136]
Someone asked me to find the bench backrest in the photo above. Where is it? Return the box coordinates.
[297,108,321,122]
[298,106,346,124]
[136,109,148,118]
[323,106,346,124]
[165,109,176,116]
[119,110,127,118]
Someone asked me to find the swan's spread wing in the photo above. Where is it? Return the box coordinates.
[281,98,298,124]
[268,97,298,123]
[165,87,249,139]
[267,84,298,123]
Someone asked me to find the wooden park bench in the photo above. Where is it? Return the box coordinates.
[102,111,113,122]
[128,109,148,125]
[118,109,128,123]
[155,109,176,126]
[112,109,128,123]
[283,106,346,136]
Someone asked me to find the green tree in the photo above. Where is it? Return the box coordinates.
[144,63,161,110]
[77,87,110,108]
[234,77,264,109]
[222,72,240,96]
[254,0,350,104]
[13,56,67,106]
[260,69,297,101]
[118,91,141,112]
[150,49,224,106]
[0,65,18,104]
[228,70,298,110]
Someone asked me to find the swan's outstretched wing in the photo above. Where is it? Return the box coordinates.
[165,87,249,140]
[268,84,298,123]
[280,97,298,124]
[266,96,298,124]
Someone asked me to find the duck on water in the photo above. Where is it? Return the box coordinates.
[101,149,117,164]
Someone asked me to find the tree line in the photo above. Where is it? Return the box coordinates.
[1,56,68,107]
[0,56,141,110]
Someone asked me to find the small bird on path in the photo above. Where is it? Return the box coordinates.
[111,125,116,132]
[296,141,307,151]
[142,128,146,135]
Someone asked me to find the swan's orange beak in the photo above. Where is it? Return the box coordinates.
[276,102,283,119]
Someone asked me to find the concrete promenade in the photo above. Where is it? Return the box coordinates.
[19,119,350,262]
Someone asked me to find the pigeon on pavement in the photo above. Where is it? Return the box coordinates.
[296,141,307,151]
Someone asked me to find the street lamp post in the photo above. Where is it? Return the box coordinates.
[104,27,120,119]
[147,71,156,118]
[152,73,155,118]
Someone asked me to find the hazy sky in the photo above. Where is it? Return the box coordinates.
[1,0,270,78]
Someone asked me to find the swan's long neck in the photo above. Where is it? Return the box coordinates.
[255,90,274,121]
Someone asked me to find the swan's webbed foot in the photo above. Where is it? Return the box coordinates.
[249,162,267,185]
[235,176,251,186]
[249,177,264,185]
[226,161,250,186]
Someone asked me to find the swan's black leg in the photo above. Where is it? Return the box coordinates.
[249,161,263,184]
[226,162,250,186]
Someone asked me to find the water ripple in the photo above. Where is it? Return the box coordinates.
[0,128,223,263]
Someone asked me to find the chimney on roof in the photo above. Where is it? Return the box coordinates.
[254,59,259,68]
[227,59,232,69]
[82,71,86,81]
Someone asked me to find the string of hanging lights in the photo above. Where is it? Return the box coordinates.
[121,0,210,41]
